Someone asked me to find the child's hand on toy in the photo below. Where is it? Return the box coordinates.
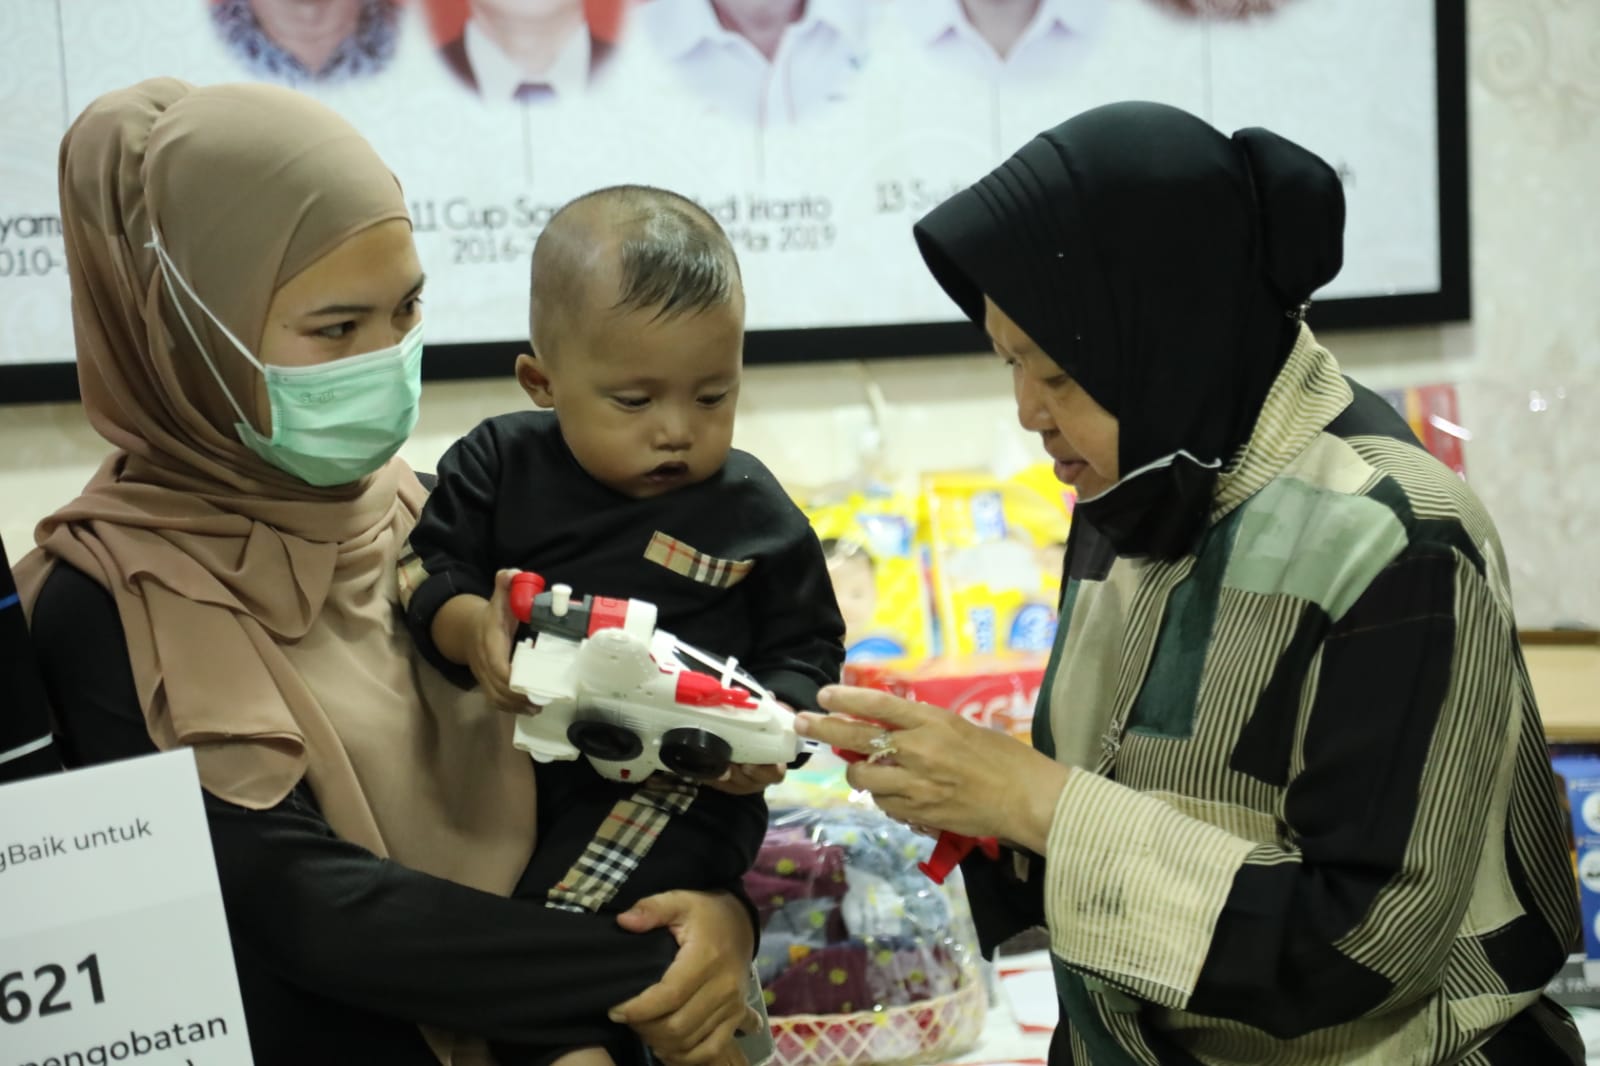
[707,763,786,795]
[471,570,526,712]
[706,695,800,794]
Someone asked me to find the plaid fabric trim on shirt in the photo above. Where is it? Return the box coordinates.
[545,774,700,913]
[644,531,755,589]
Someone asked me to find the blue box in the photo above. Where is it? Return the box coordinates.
[1549,749,1600,984]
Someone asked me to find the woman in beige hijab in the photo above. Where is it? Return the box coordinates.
[18,78,759,1066]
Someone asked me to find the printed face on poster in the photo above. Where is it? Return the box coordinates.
[0,0,1459,391]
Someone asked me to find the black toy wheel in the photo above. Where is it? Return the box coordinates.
[568,719,643,763]
[659,728,734,781]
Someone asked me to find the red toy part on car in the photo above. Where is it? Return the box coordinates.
[509,570,547,624]
[917,832,1000,884]
[587,596,629,634]
[674,670,758,709]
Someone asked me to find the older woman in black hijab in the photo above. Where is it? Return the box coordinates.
[798,102,1583,1065]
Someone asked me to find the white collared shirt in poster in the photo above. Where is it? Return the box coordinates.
[464,15,594,103]
[874,0,1206,157]
[856,0,1113,200]
[901,0,1106,86]
[634,0,872,127]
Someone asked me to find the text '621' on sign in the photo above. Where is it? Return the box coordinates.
[0,748,253,1065]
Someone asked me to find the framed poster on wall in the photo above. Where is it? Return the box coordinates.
[0,0,1467,403]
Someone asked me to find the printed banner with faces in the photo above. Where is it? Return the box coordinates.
[0,0,1446,370]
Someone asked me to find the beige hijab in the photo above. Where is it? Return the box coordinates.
[16,79,535,1063]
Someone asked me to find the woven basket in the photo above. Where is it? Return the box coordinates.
[768,969,988,1066]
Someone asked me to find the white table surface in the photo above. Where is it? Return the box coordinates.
[940,965,1600,1065]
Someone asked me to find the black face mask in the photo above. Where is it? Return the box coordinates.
[1075,453,1221,561]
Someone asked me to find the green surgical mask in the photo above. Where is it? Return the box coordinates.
[150,229,423,487]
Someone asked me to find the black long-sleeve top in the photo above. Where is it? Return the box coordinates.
[400,412,846,921]
[1,533,60,784]
[30,562,696,1063]
[400,411,845,713]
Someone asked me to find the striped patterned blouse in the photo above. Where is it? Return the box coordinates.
[1018,328,1581,1064]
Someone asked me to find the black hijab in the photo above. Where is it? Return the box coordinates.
[913,101,1345,560]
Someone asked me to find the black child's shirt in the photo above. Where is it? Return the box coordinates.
[402,410,845,709]
[400,411,846,926]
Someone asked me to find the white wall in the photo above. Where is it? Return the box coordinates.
[3,0,1596,626]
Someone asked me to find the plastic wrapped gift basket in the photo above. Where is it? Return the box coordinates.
[744,805,987,1066]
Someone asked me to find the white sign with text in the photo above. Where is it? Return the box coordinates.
[0,749,253,1065]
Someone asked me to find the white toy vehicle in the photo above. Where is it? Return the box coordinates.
[505,571,809,783]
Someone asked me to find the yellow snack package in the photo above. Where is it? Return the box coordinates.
[922,466,1076,658]
[805,492,934,669]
